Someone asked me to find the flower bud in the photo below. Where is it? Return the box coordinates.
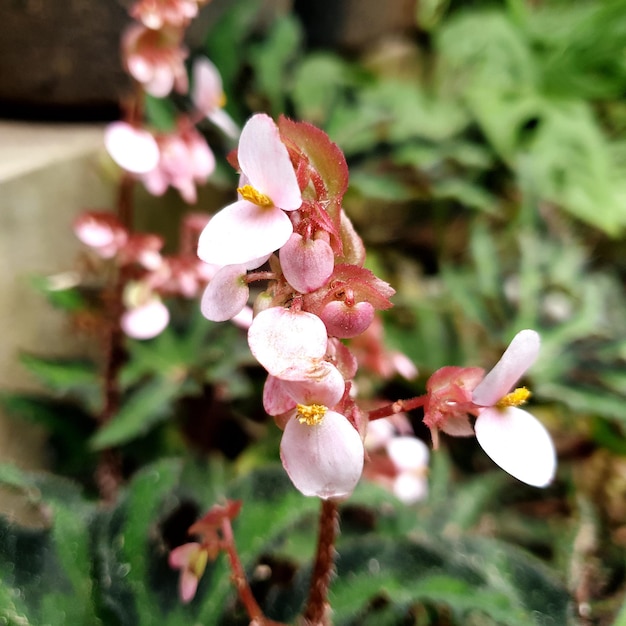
[320,300,375,339]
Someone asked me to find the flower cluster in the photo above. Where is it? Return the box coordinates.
[195,113,558,500]
[198,113,396,499]
[104,0,237,203]
[74,211,215,339]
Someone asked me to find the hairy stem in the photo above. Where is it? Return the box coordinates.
[303,499,339,626]
[367,394,428,421]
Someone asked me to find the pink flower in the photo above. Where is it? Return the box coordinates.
[472,330,556,487]
[142,123,215,203]
[131,0,204,30]
[104,122,160,174]
[197,113,302,267]
[121,282,170,339]
[365,416,429,504]
[191,57,239,139]
[73,211,128,258]
[168,542,209,603]
[280,403,364,500]
[123,24,189,97]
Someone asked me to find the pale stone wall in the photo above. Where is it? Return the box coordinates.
[0,122,112,487]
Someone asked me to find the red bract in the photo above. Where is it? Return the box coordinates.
[423,366,485,446]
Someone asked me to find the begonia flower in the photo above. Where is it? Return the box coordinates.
[142,124,215,203]
[123,24,189,97]
[121,282,170,339]
[73,211,128,258]
[200,263,249,322]
[131,0,205,30]
[197,113,302,266]
[168,542,209,603]
[281,403,364,500]
[104,122,160,175]
[191,57,239,139]
[386,436,430,504]
[248,307,328,379]
[472,329,556,487]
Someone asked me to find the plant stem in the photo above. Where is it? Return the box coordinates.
[302,499,339,626]
[367,394,428,421]
[220,517,288,626]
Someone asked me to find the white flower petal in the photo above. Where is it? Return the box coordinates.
[121,299,170,340]
[248,308,328,377]
[237,114,302,211]
[472,329,541,406]
[104,122,160,174]
[197,200,293,266]
[280,361,345,408]
[474,406,556,487]
[280,410,364,499]
[386,436,429,473]
[393,472,428,504]
[200,264,249,322]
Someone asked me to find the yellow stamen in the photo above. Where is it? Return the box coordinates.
[219,92,227,108]
[296,403,327,426]
[237,184,273,207]
[190,548,209,578]
[496,386,531,408]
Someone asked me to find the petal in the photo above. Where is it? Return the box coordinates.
[393,472,428,504]
[121,299,170,339]
[472,330,541,406]
[280,361,345,407]
[207,108,240,139]
[191,57,223,115]
[179,568,199,603]
[263,375,296,417]
[365,419,395,451]
[280,233,334,293]
[197,200,293,266]
[386,436,429,473]
[474,406,556,487]
[169,542,202,569]
[104,122,160,174]
[280,410,364,499]
[320,300,375,339]
[231,305,253,329]
[200,264,249,321]
[237,113,302,210]
[248,308,328,377]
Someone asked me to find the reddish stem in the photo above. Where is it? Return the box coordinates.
[245,271,277,283]
[220,518,287,626]
[302,499,339,626]
[367,394,428,421]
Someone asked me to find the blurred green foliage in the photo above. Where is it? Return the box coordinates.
[2,0,626,623]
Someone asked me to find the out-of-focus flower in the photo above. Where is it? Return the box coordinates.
[142,122,215,203]
[191,57,239,138]
[73,211,128,258]
[104,122,160,174]
[131,0,206,30]
[168,542,210,603]
[472,329,556,487]
[197,113,302,267]
[123,24,189,97]
[121,281,170,339]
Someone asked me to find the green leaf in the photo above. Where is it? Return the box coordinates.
[144,95,177,132]
[90,377,186,450]
[249,14,302,116]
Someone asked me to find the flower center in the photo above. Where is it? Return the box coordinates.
[496,386,531,408]
[190,547,209,578]
[296,403,327,426]
[237,184,273,207]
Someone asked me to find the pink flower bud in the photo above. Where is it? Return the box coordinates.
[280,233,334,293]
[320,300,375,338]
